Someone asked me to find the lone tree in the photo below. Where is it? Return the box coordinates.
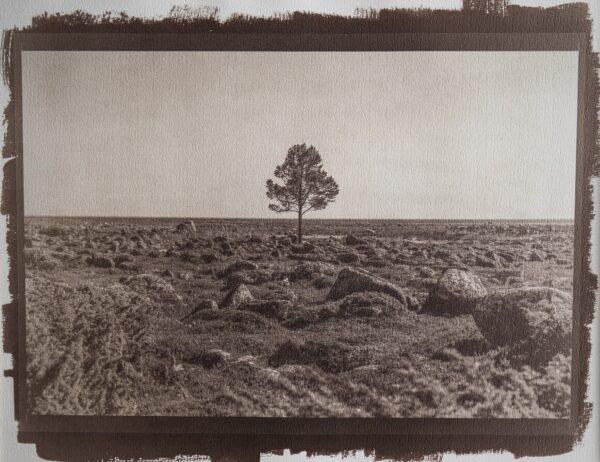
[266,144,339,243]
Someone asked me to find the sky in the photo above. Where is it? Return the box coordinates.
[22,50,579,219]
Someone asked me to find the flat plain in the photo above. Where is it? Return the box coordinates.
[24,217,573,417]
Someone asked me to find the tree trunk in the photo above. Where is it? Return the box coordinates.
[297,210,303,243]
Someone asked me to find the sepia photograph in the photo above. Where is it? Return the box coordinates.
[21,48,579,419]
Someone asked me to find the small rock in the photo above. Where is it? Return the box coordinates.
[406,295,420,311]
[222,284,254,308]
[418,266,436,278]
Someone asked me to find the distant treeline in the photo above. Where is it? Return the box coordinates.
[16,3,591,34]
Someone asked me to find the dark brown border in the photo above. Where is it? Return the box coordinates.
[5,32,594,439]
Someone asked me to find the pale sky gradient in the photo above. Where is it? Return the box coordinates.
[22,50,579,219]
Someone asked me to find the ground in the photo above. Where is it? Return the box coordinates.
[24,218,573,417]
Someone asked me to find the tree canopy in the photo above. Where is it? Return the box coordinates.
[266,144,339,241]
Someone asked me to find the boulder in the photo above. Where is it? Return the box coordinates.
[222,284,254,308]
[471,287,572,367]
[327,267,407,305]
[421,268,487,315]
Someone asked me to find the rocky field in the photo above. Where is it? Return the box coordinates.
[24,218,573,417]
